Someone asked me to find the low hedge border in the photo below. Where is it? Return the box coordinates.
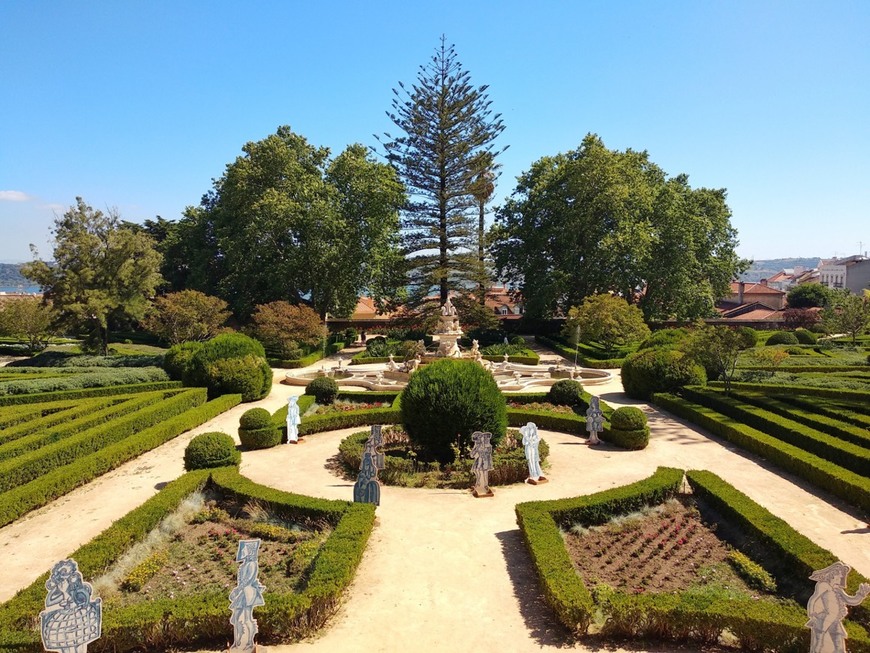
[686,469,870,636]
[0,388,208,494]
[0,367,169,396]
[299,407,401,436]
[736,364,869,373]
[652,393,870,512]
[0,391,175,461]
[268,341,346,369]
[481,351,540,365]
[349,353,391,365]
[534,335,626,369]
[0,396,122,444]
[0,394,241,528]
[0,381,183,406]
[731,391,870,448]
[780,395,870,429]
[680,387,870,477]
[709,381,870,402]
[0,467,375,651]
[515,467,684,634]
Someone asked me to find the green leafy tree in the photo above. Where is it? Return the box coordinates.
[378,36,506,311]
[686,325,751,394]
[0,297,57,353]
[141,290,230,344]
[22,198,163,354]
[787,283,834,309]
[491,134,745,321]
[822,290,870,343]
[171,127,405,318]
[562,294,650,352]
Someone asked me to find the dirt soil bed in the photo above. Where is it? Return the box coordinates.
[564,497,755,595]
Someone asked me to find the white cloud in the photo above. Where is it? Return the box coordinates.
[0,190,31,202]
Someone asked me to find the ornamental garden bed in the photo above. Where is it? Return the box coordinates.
[0,468,375,652]
[516,467,870,651]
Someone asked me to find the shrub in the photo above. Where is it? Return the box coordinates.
[610,406,646,430]
[306,376,339,404]
[637,328,691,351]
[239,407,273,430]
[163,341,203,381]
[237,407,280,449]
[621,348,706,400]
[343,327,358,344]
[464,327,508,347]
[794,328,817,344]
[400,358,507,463]
[365,336,391,358]
[563,294,650,352]
[184,432,240,470]
[249,301,325,358]
[736,326,758,348]
[187,334,271,401]
[547,379,584,407]
[766,331,799,346]
[480,343,529,357]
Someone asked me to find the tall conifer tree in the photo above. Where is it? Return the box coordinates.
[379,37,505,310]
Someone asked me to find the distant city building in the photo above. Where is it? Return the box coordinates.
[818,255,869,294]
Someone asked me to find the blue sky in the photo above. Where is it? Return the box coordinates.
[1,1,868,264]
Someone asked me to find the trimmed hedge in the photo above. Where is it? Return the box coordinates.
[0,381,182,406]
[652,393,870,511]
[766,331,799,346]
[0,468,376,651]
[535,335,626,369]
[547,380,584,407]
[184,432,241,470]
[267,343,344,369]
[0,394,241,527]
[237,407,281,449]
[679,387,870,477]
[515,467,684,634]
[606,406,649,449]
[709,381,870,402]
[0,388,208,494]
[0,367,169,396]
[0,396,121,445]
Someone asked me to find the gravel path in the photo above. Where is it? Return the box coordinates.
[2,348,868,653]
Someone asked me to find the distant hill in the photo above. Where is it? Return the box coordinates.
[0,263,28,288]
[738,258,821,283]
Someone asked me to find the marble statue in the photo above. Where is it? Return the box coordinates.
[387,354,397,371]
[470,339,480,355]
[441,297,457,316]
[286,395,302,444]
[448,341,461,358]
[585,396,604,445]
[354,452,381,505]
[503,336,509,345]
[229,539,266,653]
[470,431,494,498]
[520,422,546,483]
[806,561,870,653]
[40,559,102,653]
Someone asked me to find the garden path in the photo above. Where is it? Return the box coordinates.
[2,351,868,653]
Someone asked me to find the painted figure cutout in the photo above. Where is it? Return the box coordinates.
[585,396,604,445]
[229,539,266,652]
[470,431,494,497]
[40,559,102,653]
[520,422,545,483]
[286,395,302,443]
[806,561,870,653]
[354,452,381,505]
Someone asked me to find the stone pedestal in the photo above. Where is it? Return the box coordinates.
[434,313,463,357]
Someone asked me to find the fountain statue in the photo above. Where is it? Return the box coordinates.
[435,297,464,357]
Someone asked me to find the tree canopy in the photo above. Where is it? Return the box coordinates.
[491,134,746,321]
[563,294,650,352]
[140,290,230,344]
[22,197,163,354]
[378,36,505,311]
[167,127,405,318]
[786,283,834,308]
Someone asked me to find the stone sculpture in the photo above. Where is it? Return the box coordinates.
[354,452,381,505]
[585,396,604,445]
[286,395,302,444]
[40,559,102,653]
[387,354,397,371]
[520,422,546,484]
[470,431,494,498]
[806,561,870,653]
[364,425,386,471]
[441,297,457,316]
[470,339,480,355]
[229,539,266,653]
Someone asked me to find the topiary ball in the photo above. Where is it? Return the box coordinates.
[794,328,817,345]
[736,326,758,349]
[621,348,706,400]
[766,331,799,346]
[238,407,281,450]
[547,379,584,407]
[186,333,271,401]
[163,341,204,381]
[239,407,273,430]
[306,376,339,404]
[400,358,507,464]
[184,432,240,471]
[610,406,647,430]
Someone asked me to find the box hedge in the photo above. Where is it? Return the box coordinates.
[0,381,182,406]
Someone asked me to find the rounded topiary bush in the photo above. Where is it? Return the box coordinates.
[187,333,272,401]
[610,406,647,431]
[163,341,204,381]
[400,358,507,464]
[766,331,799,346]
[621,348,706,400]
[736,326,759,349]
[605,407,650,450]
[184,432,240,471]
[306,376,338,404]
[547,379,584,407]
[238,407,280,449]
[794,328,817,344]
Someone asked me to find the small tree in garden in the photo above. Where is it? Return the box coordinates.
[822,290,870,343]
[0,297,57,354]
[250,301,326,358]
[141,290,230,344]
[783,307,821,330]
[563,294,650,352]
[686,326,750,394]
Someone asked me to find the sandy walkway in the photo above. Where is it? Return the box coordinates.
[2,350,868,653]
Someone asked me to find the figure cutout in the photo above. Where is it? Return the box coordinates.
[806,561,870,653]
[470,431,494,498]
[40,558,102,653]
[286,395,302,444]
[229,539,266,653]
[353,452,381,505]
[520,422,547,484]
[585,396,604,445]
